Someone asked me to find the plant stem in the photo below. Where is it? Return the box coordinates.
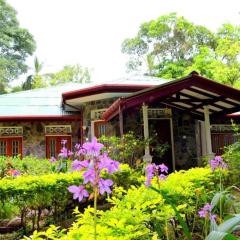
[165,219,169,240]
[191,195,199,235]
[219,171,222,222]
[94,187,97,240]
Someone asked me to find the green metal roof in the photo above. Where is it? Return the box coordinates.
[0,75,169,117]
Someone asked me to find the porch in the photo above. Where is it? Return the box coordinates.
[103,72,240,170]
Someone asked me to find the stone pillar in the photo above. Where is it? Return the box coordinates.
[203,106,213,157]
[142,104,152,163]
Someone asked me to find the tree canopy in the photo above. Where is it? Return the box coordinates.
[0,0,36,88]
[122,13,240,87]
[18,62,92,92]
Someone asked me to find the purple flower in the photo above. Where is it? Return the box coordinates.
[203,203,212,211]
[99,153,119,174]
[145,164,155,187]
[68,185,89,202]
[82,137,104,156]
[61,139,67,145]
[71,160,90,171]
[215,156,223,163]
[199,203,213,219]
[82,168,95,184]
[159,164,168,173]
[49,157,56,163]
[59,147,68,158]
[209,156,228,171]
[75,143,81,149]
[221,163,228,170]
[209,159,218,171]
[98,178,113,195]
[68,150,74,157]
[145,163,168,187]
[198,209,207,218]
[210,214,217,221]
[76,148,86,156]
[12,170,21,177]
[159,174,167,180]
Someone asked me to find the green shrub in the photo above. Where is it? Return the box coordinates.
[0,156,53,177]
[99,132,146,167]
[223,141,240,184]
[25,167,219,240]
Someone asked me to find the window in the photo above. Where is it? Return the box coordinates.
[46,135,72,158]
[0,137,22,157]
[93,120,107,138]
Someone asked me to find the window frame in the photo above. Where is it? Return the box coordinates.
[45,135,72,158]
[0,136,23,157]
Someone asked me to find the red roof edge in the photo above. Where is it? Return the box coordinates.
[0,115,81,121]
[62,84,153,101]
[102,98,125,121]
[226,113,240,117]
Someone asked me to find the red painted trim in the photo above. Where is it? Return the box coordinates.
[46,135,72,158]
[227,114,240,117]
[62,84,154,101]
[0,137,23,158]
[103,72,240,121]
[0,115,81,121]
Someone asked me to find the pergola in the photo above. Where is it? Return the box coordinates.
[103,71,240,163]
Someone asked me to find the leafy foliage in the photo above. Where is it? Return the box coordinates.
[25,168,219,239]
[122,13,240,87]
[0,0,36,88]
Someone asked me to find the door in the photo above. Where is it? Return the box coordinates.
[46,135,72,158]
[149,119,173,171]
[0,137,22,157]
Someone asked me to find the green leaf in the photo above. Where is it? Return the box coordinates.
[211,192,223,209]
[150,186,192,240]
[210,219,218,232]
[205,231,227,240]
[218,214,240,232]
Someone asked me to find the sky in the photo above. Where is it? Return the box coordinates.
[7,0,240,85]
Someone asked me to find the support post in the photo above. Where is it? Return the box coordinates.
[119,106,124,138]
[203,106,213,157]
[142,104,152,163]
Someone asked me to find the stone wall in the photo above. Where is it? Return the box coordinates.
[0,120,81,158]
[81,98,118,140]
[172,109,198,169]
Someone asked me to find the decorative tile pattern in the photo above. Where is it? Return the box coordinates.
[0,127,23,136]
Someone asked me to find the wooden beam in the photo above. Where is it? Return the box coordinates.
[161,101,204,120]
[187,96,225,112]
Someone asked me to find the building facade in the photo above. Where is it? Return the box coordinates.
[0,73,239,170]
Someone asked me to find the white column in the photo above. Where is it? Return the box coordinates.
[142,104,152,163]
[203,106,213,156]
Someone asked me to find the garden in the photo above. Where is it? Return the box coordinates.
[0,134,240,240]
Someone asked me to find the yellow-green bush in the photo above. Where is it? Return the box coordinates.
[25,167,217,240]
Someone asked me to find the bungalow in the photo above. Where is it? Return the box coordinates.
[0,72,239,170]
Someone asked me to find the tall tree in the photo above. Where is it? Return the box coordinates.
[0,0,36,88]
[22,57,45,90]
[122,13,215,78]
[49,64,91,85]
[122,13,240,87]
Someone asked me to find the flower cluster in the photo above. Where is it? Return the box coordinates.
[209,156,227,171]
[198,203,216,220]
[145,163,168,187]
[7,169,21,177]
[68,137,120,202]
